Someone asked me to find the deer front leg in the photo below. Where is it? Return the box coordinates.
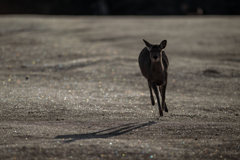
[150,82,163,116]
[159,84,168,112]
[148,82,155,106]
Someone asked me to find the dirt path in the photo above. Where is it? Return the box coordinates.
[0,15,240,159]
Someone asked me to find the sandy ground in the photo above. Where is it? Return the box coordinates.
[0,15,240,160]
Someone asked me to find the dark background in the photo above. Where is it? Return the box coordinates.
[1,0,240,15]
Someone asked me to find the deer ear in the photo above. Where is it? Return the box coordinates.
[159,40,167,49]
[143,39,152,50]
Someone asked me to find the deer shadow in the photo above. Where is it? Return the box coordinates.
[55,121,156,143]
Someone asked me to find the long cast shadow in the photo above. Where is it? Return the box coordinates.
[55,121,156,143]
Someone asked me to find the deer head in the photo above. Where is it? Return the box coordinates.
[143,39,167,63]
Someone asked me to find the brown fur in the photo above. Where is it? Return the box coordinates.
[138,39,169,116]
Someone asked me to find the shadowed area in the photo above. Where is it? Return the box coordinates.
[55,121,156,143]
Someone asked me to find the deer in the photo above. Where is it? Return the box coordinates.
[138,39,169,116]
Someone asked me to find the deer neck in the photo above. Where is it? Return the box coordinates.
[150,57,165,84]
[151,58,164,73]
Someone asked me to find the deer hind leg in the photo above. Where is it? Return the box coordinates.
[159,84,168,112]
[149,82,163,116]
[148,83,155,106]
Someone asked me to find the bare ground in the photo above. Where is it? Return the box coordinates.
[0,15,240,160]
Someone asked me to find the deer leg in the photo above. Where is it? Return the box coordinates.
[159,84,168,112]
[148,83,155,106]
[150,82,163,116]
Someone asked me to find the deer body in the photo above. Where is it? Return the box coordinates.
[138,39,169,116]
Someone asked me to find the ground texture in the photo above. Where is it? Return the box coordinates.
[0,15,240,160]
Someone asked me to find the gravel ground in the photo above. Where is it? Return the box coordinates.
[0,15,240,160]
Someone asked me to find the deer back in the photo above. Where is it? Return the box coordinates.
[138,47,152,80]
